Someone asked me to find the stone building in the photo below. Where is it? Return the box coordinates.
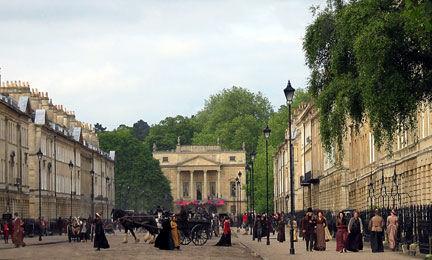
[274,102,432,213]
[153,144,246,214]
[0,80,115,219]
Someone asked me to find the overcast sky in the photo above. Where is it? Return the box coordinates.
[0,0,325,129]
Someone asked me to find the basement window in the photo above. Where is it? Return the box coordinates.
[162,157,169,163]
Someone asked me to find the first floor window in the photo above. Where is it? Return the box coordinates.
[230,181,236,197]
[210,182,216,197]
[182,182,189,197]
[230,205,236,213]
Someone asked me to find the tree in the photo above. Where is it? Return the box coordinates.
[144,115,196,151]
[192,86,273,154]
[132,120,150,140]
[99,126,173,211]
[252,90,311,213]
[303,0,432,153]
[94,123,107,133]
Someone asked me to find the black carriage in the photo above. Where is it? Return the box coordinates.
[178,218,211,246]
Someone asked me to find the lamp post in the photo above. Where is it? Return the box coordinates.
[69,161,73,218]
[238,171,242,215]
[90,170,95,218]
[284,80,295,254]
[36,148,43,241]
[235,176,240,229]
[263,124,271,245]
[245,164,250,213]
[250,151,256,239]
[106,177,110,219]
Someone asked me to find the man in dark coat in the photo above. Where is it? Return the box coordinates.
[94,213,110,251]
[301,208,316,251]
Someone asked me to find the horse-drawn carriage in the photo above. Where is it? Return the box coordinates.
[177,218,211,246]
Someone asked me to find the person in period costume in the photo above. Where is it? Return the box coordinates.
[301,208,316,251]
[155,218,174,250]
[276,213,285,243]
[94,213,110,251]
[387,209,399,251]
[215,216,232,246]
[80,219,88,242]
[335,211,348,253]
[369,209,384,253]
[3,221,9,244]
[314,210,327,251]
[12,213,25,248]
[170,215,181,250]
[254,215,263,242]
[346,210,363,252]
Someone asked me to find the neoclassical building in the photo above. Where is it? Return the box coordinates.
[0,80,115,219]
[153,144,246,214]
[274,101,432,213]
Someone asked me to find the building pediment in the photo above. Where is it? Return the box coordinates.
[177,155,219,167]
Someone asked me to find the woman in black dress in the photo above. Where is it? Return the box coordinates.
[94,213,110,251]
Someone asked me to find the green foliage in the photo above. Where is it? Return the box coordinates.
[193,86,273,154]
[132,120,150,140]
[98,126,172,211]
[303,0,432,153]
[253,89,311,213]
[94,123,107,133]
[144,115,196,151]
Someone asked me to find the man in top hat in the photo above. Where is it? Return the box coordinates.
[301,208,316,251]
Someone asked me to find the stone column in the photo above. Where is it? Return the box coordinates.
[217,171,221,197]
[190,171,194,200]
[176,171,180,200]
[203,171,207,200]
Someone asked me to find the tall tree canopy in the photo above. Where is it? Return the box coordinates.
[98,126,172,211]
[145,115,196,151]
[303,0,432,153]
[132,119,150,140]
[193,86,273,154]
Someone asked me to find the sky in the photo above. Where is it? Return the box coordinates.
[0,0,325,130]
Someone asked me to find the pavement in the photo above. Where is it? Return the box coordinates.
[235,228,422,260]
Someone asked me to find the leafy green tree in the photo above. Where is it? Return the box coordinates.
[252,89,311,213]
[193,86,273,154]
[98,126,172,211]
[144,115,196,151]
[132,119,150,140]
[303,0,432,153]
[94,123,107,133]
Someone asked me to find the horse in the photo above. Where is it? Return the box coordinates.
[111,209,159,244]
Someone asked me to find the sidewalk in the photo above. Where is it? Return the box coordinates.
[234,229,418,260]
[0,235,67,250]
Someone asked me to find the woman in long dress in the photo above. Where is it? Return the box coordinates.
[314,210,327,251]
[346,210,363,252]
[12,213,25,248]
[155,218,175,250]
[276,214,285,243]
[387,209,398,251]
[94,213,110,251]
[170,215,181,250]
[335,211,348,253]
[215,216,231,246]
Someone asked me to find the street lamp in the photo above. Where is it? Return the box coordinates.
[245,164,250,213]
[250,151,256,239]
[90,170,95,218]
[235,176,240,229]
[36,148,43,241]
[263,124,271,245]
[69,161,74,218]
[284,80,295,254]
[238,171,242,215]
[106,177,110,219]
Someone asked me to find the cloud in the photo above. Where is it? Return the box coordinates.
[0,0,326,129]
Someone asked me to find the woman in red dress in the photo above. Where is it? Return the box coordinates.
[215,216,231,246]
[3,222,9,244]
[335,211,348,253]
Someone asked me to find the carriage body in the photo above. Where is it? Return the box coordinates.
[177,218,211,246]
[67,218,82,242]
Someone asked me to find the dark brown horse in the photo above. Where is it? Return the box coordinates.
[111,209,159,243]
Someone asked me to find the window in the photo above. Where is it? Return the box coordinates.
[210,182,216,197]
[162,157,169,162]
[196,182,202,200]
[369,132,375,163]
[230,181,236,197]
[229,156,236,162]
[230,205,236,213]
[182,182,189,197]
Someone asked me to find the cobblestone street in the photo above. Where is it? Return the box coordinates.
[0,232,259,260]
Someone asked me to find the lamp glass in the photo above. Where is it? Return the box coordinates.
[263,125,271,139]
[283,80,295,104]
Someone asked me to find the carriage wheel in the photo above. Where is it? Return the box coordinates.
[180,230,192,245]
[192,225,208,246]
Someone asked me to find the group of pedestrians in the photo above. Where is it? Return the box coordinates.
[2,213,26,247]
